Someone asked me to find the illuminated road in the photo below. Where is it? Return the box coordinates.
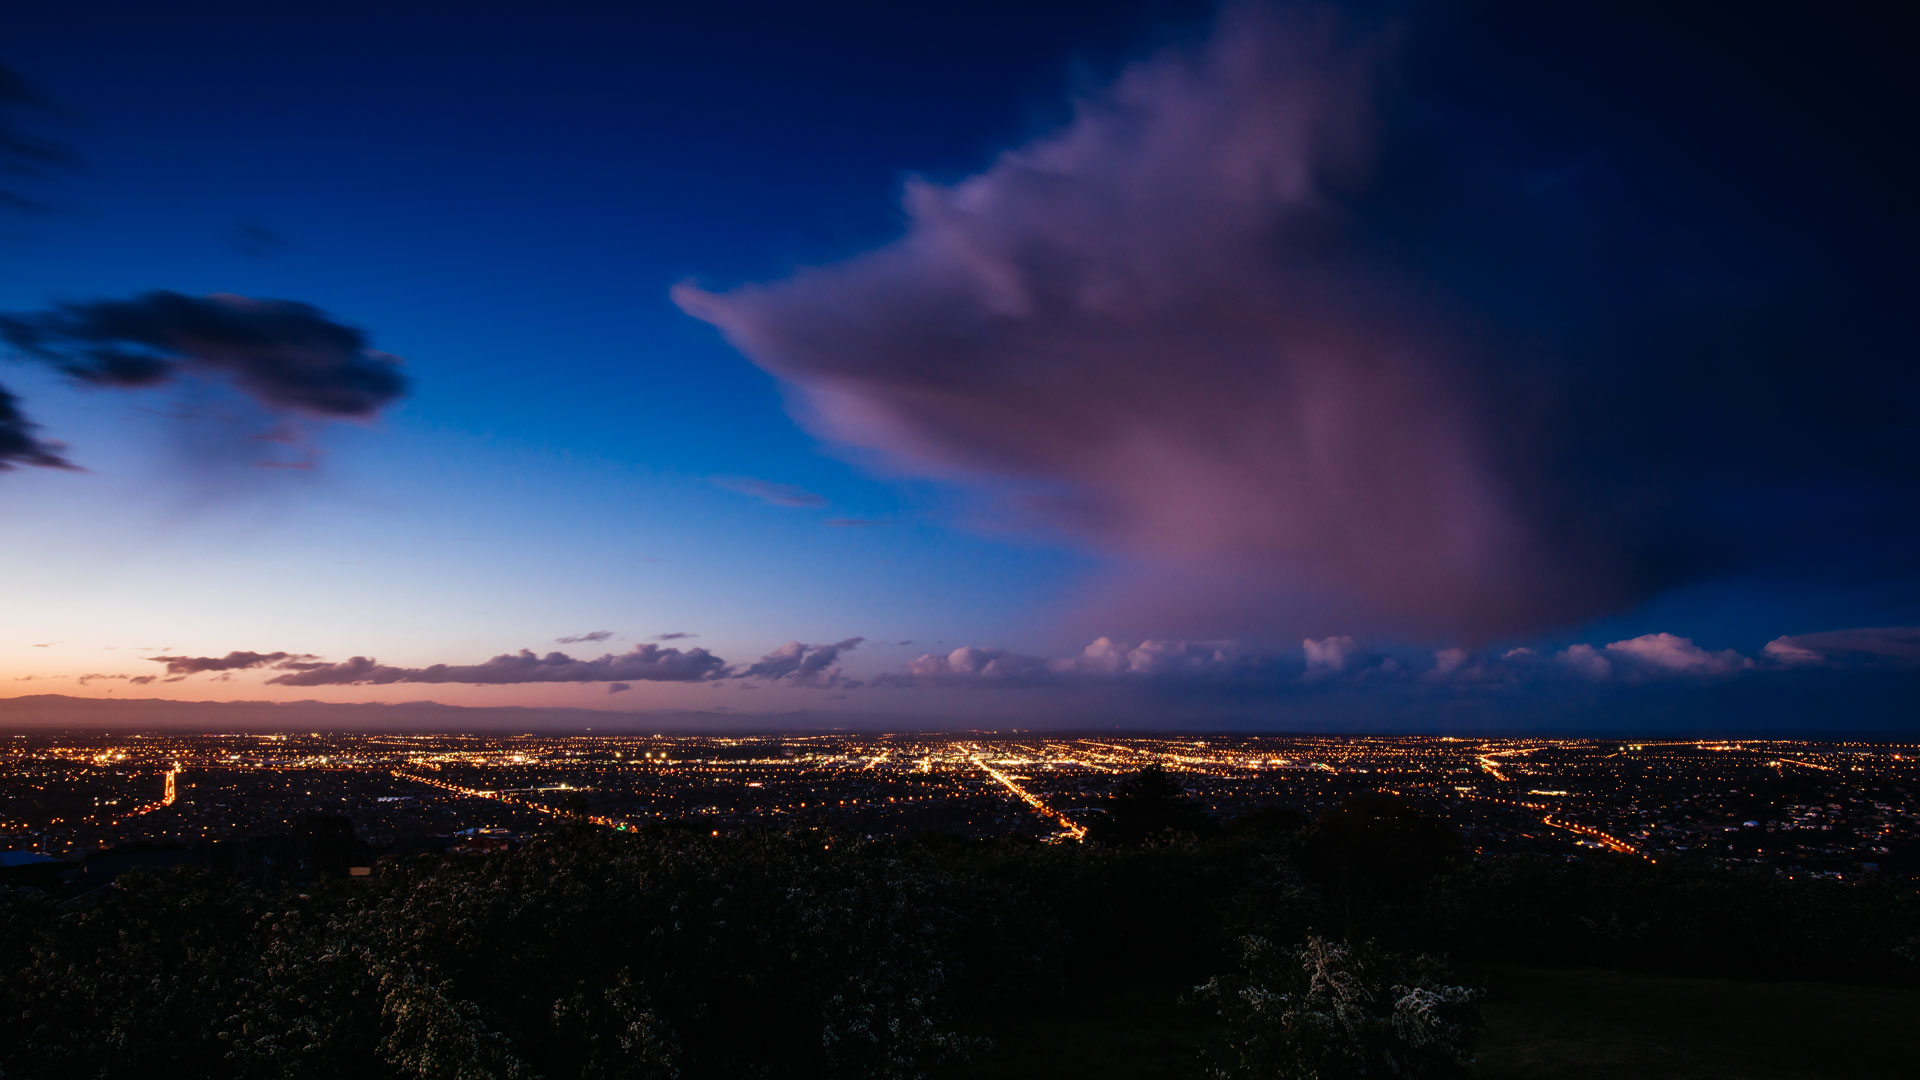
[1475,744,1542,782]
[969,751,1086,841]
[124,764,180,819]
[1542,813,1646,858]
[1452,786,1651,861]
[392,769,635,830]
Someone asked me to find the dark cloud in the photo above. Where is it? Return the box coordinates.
[711,476,828,509]
[145,650,316,676]
[1762,627,1920,669]
[653,632,696,641]
[0,63,78,215]
[607,682,632,695]
[0,385,74,470]
[556,630,615,644]
[737,638,865,688]
[267,643,728,686]
[229,221,285,258]
[74,673,157,687]
[2,290,408,420]
[676,2,1920,638]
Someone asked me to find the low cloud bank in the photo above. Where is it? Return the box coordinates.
[266,644,728,686]
[146,650,316,676]
[876,627,1920,690]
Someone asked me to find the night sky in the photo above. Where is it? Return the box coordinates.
[3,0,1916,731]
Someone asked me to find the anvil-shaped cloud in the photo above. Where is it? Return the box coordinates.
[677,2,1919,637]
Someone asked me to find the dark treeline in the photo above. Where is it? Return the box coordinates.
[3,772,1917,1079]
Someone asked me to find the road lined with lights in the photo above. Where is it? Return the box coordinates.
[123,764,179,819]
[969,751,1087,841]
[391,769,634,830]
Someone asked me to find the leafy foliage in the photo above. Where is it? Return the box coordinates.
[1197,935,1483,1079]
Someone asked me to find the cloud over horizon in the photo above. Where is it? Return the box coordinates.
[266,643,728,687]
[876,625,1920,692]
[737,638,865,688]
[145,650,316,676]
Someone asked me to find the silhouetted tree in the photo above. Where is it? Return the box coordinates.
[1088,765,1217,846]
[1225,805,1311,838]
[1296,794,1463,926]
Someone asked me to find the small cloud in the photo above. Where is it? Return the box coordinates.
[229,220,285,258]
[607,682,632,695]
[1302,635,1356,675]
[653,631,697,641]
[75,672,159,688]
[1604,632,1749,676]
[1762,626,1920,668]
[145,650,317,676]
[1556,644,1613,680]
[737,637,865,688]
[556,630,615,645]
[711,476,828,509]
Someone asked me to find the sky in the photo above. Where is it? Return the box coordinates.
[2,0,1916,732]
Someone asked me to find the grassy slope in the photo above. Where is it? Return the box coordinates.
[941,982,1220,1079]
[942,967,1920,1078]
[1473,966,1920,1080]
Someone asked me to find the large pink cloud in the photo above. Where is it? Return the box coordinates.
[675,4,1640,637]
[678,0,1920,640]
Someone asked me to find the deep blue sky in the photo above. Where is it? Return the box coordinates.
[2,1,1915,730]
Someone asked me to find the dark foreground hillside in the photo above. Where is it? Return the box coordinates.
[4,781,1917,1079]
